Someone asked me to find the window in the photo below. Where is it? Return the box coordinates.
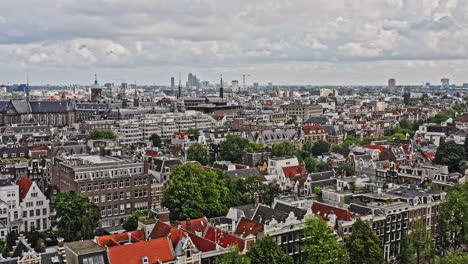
[87,184,92,192]
[126,192,131,199]
[36,201,43,206]
[107,182,112,189]
[81,185,86,192]
[23,211,27,218]
[107,206,112,216]
[30,210,34,217]
[36,209,40,216]
[120,192,124,200]
[125,180,130,187]
[113,181,118,189]
[186,249,191,258]
[119,181,124,188]
[101,207,106,217]
[94,196,100,203]
[94,184,99,191]
[43,208,47,215]
[113,193,118,200]
[31,192,38,198]
[107,194,112,202]
[82,255,105,264]
[101,183,105,190]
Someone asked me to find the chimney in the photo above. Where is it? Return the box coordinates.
[254,192,262,207]
[57,238,65,248]
[144,160,149,174]
[127,232,132,243]
[186,218,191,232]
[156,208,170,223]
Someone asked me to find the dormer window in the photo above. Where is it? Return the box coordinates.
[141,256,149,264]
[186,248,191,258]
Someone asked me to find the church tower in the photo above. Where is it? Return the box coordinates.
[90,74,102,102]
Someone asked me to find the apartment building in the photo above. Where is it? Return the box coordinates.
[51,155,151,230]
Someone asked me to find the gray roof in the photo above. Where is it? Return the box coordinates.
[30,101,68,113]
[309,171,334,181]
[0,101,8,112]
[232,204,257,219]
[273,202,307,220]
[11,100,31,114]
[226,168,266,181]
[252,205,289,224]
[305,116,329,125]
[51,145,88,156]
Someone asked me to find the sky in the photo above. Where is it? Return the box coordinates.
[1,0,468,86]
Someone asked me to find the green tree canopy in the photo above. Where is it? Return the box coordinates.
[186,128,200,137]
[220,134,259,163]
[437,181,468,249]
[54,192,101,242]
[162,163,229,220]
[122,210,150,231]
[434,142,465,173]
[271,142,298,157]
[86,129,117,140]
[398,233,416,264]
[410,218,433,264]
[336,163,355,177]
[227,176,280,207]
[187,143,211,165]
[215,245,249,264]
[304,156,328,173]
[360,136,374,145]
[435,250,468,264]
[247,236,293,264]
[149,133,162,148]
[303,216,349,264]
[311,140,330,157]
[345,218,384,264]
[342,136,360,147]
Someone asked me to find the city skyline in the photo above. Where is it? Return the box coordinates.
[1,0,468,85]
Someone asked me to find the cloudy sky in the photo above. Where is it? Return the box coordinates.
[1,0,468,86]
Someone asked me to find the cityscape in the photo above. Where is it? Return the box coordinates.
[0,1,467,264]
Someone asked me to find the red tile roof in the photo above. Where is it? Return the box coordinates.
[234,217,264,237]
[97,230,145,247]
[282,165,306,181]
[180,218,209,233]
[362,144,384,151]
[311,201,354,223]
[303,125,326,135]
[107,237,174,264]
[204,226,245,251]
[18,177,33,201]
[424,152,435,159]
[150,220,184,248]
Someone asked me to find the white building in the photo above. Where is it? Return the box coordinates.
[18,177,50,232]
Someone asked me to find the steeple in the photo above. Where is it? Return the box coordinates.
[134,86,139,107]
[219,74,224,99]
[94,73,98,85]
[26,74,30,102]
[177,73,182,99]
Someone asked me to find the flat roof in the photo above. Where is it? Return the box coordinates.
[76,155,123,164]
[65,240,105,255]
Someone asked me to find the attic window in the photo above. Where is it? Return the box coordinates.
[186,249,191,258]
[141,256,149,264]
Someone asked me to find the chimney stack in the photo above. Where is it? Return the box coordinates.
[186,218,191,232]
[254,192,262,207]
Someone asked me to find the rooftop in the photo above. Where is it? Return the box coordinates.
[65,240,106,255]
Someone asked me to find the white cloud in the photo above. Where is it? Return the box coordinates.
[0,0,467,84]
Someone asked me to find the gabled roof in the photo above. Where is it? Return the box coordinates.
[204,226,245,251]
[97,230,145,247]
[11,100,31,114]
[252,204,290,224]
[29,101,68,113]
[282,165,306,180]
[311,201,354,222]
[18,177,33,201]
[362,144,384,152]
[234,217,264,237]
[273,202,307,220]
[107,237,174,264]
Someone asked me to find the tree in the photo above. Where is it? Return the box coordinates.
[149,133,162,148]
[410,219,433,264]
[187,143,211,165]
[0,239,10,258]
[215,245,249,264]
[247,236,293,264]
[86,129,117,140]
[303,216,349,264]
[227,176,280,207]
[435,250,468,264]
[304,156,328,173]
[342,136,360,147]
[186,128,200,138]
[399,233,416,264]
[161,164,229,220]
[271,142,298,157]
[219,134,253,163]
[464,136,468,158]
[437,182,468,249]
[122,210,149,231]
[311,140,330,157]
[54,192,101,242]
[360,136,374,145]
[433,142,465,172]
[336,163,355,177]
[345,218,384,264]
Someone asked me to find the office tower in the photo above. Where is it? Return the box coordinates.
[388,78,396,89]
[441,78,450,88]
[232,80,239,92]
[171,77,175,89]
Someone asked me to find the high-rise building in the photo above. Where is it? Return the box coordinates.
[441,78,450,88]
[171,77,175,89]
[219,75,224,99]
[388,78,396,89]
[232,80,239,92]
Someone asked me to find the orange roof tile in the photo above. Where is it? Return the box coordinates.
[107,237,174,264]
[18,177,33,201]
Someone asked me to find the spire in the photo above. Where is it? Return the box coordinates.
[219,74,224,99]
[26,74,30,102]
[177,72,182,99]
[94,73,98,85]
